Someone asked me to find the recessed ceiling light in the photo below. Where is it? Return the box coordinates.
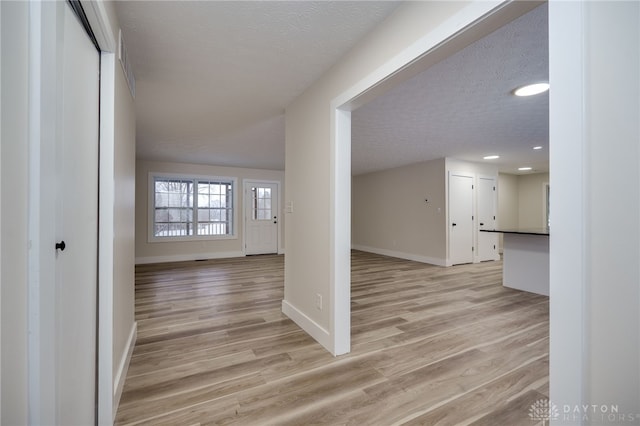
[483,155,500,160]
[518,167,533,171]
[513,83,549,97]
[533,146,543,150]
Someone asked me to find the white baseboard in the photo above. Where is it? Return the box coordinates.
[113,321,137,418]
[351,244,447,267]
[135,250,244,265]
[281,300,333,355]
[474,254,502,263]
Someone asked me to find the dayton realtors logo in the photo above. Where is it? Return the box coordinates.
[529,400,639,424]
[529,399,560,425]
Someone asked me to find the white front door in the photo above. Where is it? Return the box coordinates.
[245,182,279,255]
[477,176,498,261]
[449,173,474,265]
[55,4,100,423]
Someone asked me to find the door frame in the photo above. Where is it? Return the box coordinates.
[242,179,283,256]
[26,1,118,424]
[542,181,550,228]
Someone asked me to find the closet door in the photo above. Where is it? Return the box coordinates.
[477,176,498,261]
[449,172,474,265]
[55,3,100,423]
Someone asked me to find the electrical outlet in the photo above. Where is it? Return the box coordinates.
[315,293,322,311]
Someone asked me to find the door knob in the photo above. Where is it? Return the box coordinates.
[480,223,484,226]
[55,240,66,251]
[452,223,457,227]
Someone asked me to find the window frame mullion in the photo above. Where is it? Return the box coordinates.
[149,172,237,242]
[192,179,198,236]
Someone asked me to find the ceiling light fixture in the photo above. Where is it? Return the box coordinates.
[518,167,532,171]
[533,146,543,150]
[513,83,549,97]
[483,155,500,160]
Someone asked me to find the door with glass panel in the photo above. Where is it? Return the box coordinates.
[245,182,279,254]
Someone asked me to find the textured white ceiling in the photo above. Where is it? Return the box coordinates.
[117,1,548,175]
[115,1,401,169]
[352,3,549,175]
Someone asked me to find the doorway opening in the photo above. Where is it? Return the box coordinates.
[330,1,547,355]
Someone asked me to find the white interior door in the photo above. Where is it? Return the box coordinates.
[55,4,100,424]
[477,176,498,261]
[449,173,474,265]
[245,182,279,255]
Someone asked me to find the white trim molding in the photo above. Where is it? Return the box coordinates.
[281,300,332,354]
[80,0,116,53]
[352,244,447,267]
[98,50,116,426]
[549,0,586,415]
[329,108,352,357]
[135,250,245,265]
[112,322,136,419]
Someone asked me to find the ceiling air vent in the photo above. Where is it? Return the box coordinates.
[118,29,136,99]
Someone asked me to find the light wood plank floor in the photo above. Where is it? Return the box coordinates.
[116,251,549,425]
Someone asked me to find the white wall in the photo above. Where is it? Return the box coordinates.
[135,160,285,264]
[497,172,548,251]
[0,2,2,420]
[446,158,499,177]
[352,158,446,265]
[285,0,521,354]
[497,173,519,229]
[517,172,548,228]
[497,173,518,252]
[550,0,640,420]
[112,28,137,419]
[352,157,501,266]
[580,1,639,416]
[0,2,29,423]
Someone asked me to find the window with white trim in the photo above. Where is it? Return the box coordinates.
[151,175,235,241]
